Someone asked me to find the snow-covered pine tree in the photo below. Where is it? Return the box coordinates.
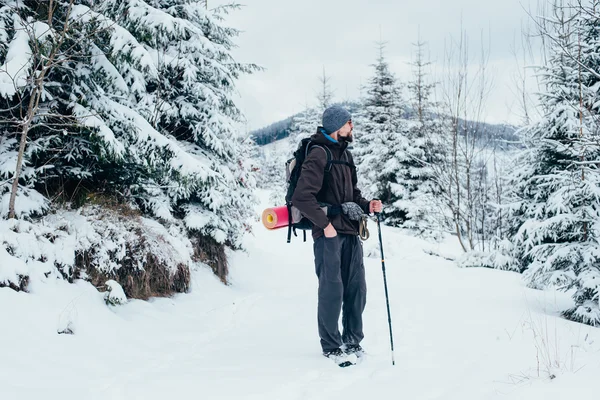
[1,1,258,286]
[562,1,600,325]
[317,66,333,112]
[288,105,319,141]
[404,37,443,234]
[269,69,335,203]
[506,1,600,326]
[408,38,436,126]
[256,66,335,206]
[354,41,412,226]
[287,67,333,140]
[1,0,257,247]
[91,0,259,249]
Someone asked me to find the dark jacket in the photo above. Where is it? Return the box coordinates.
[291,128,371,240]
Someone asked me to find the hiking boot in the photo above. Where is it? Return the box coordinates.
[323,348,355,367]
[344,344,364,357]
[323,348,346,362]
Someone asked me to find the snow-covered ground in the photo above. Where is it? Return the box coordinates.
[1,189,598,400]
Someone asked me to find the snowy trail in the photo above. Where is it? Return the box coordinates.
[2,190,599,399]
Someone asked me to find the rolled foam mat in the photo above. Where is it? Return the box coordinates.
[262,205,289,229]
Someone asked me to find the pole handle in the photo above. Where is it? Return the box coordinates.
[372,198,382,222]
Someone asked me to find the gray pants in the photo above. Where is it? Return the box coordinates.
[313,234,367,352]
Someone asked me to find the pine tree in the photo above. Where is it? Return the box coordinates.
[403,38,443,234]
[354,42,411,226]
[506,1,600,326]
[93,0,259,247]
[0,1,258,250]
[288,105,319,140]
[317,66,334,111]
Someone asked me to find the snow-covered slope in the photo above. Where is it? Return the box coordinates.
[1,189,598,399]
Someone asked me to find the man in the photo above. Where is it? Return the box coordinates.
[291,105,383,363]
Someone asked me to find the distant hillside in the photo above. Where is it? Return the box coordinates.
[251,101,362,146]
[251,104,521,147]
[250,117,293,145]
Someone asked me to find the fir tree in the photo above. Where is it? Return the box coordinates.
[354,41,411,226]
[403,38,443,234]
[288,104,319,140]
[317,66,333,111]
[0,1,257,250]
[506,1,600,326]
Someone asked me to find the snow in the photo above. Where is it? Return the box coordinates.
[0,185,48,218]
[0,205,195,291]
[99,96,215,181]
[0,14,32,98]
[71,104,126,158]
[70,4,158,78]
[104,280,127,306]
[0,244,27,286]
[1,189,599,399]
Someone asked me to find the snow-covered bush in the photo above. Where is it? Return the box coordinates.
[104,280,127,306]
[70,202,193,299]
[0,200,193,298]
[456,241,520,272]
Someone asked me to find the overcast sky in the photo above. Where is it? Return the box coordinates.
[212,0,540,131]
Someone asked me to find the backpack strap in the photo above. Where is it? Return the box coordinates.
[306,143,333,172]
[286,203,293,243]
[328,150,355,169]
[328,160,355,168]
[308,144,335,197]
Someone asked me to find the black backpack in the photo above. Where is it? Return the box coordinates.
[284,136,353,243]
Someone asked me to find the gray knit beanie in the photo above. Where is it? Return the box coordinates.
[322,105,351,134]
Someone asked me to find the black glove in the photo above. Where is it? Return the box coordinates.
[341,202,365,221]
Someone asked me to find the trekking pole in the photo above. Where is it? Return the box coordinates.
[375,211,395,366]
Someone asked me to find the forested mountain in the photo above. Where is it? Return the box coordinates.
[251,107,519,147]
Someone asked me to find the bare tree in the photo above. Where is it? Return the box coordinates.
[509,22,537,126]
[509,1,554,127]
[1,1,108,218]
[5,0,76,218]
[429,25,496,252]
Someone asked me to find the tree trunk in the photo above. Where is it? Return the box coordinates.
[8,81,43,219]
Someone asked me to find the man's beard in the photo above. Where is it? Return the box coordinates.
[339,132,353,143]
